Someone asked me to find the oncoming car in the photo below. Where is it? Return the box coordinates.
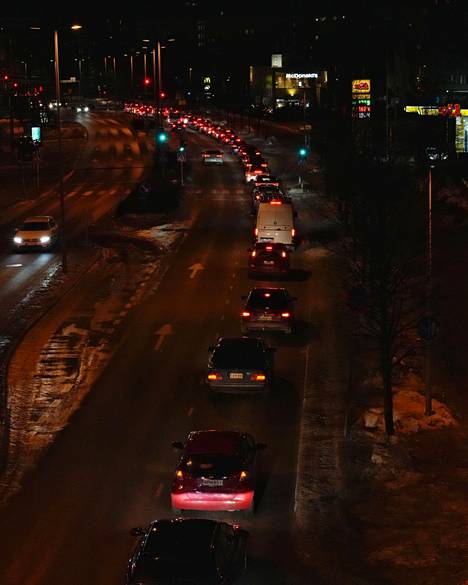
[171,430,266,513]
[13,216,59,250]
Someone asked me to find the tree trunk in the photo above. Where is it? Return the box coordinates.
[381,345,395,435]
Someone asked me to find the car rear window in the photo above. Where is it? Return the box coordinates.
[181,454,241,476]
[212,340,266,369]
[248,290,289,310]
[21,222,49,231]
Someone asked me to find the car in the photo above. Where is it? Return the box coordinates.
[202,149,224,164]
[74,103,90,113]
[248,242,290,277]
[13,215,59,250]
[206,336,274,394]
[251,174,280,188]
[255,200,296,248]
[126,518,248,585]
[241,287,296,334]
[250,186,287,214]
[171,430,266,513]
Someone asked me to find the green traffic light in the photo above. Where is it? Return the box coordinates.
[158,132,167,143]
[298,147,308,157]
[179,145,185,152]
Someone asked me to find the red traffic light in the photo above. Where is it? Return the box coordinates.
[3,74,9,81]
[160,91,166,99]
[144,77,151,86]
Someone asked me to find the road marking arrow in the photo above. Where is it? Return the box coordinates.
[154,324,173,351]
[188,263,204,279]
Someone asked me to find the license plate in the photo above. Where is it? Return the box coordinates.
[200,478,223,487]
[229,372,244,379]
[263,260,274,265]
[258,315,273,321]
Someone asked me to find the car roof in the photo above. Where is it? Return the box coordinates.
[185,430,244,454]
[24,216,53,222]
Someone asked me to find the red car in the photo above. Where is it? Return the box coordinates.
[171,430,266,513]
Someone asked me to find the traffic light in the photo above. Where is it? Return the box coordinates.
[298,146,308,159]
[156,128,168,143]
[144,77,151,86]
[160,91,166,99]
[178,144,185,152]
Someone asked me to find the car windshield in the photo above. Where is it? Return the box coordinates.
[248,290,289,310]
[212,339,266,369]
[205,150,222,155]
[181,454,241,476]
[20,222,49,231]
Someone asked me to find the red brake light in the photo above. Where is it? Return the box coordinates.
[281,251,287,258]
[242,311,251,317]
[208,373,222,381]
[266,246,273,251]
[255,228,258,236]
[281,312,290,318]
[292,228,296,237]
[264,293,271,297]
[251,250,256,257]
[270,200,282,205]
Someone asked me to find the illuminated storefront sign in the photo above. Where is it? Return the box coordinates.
[456,116,468,153]
[404,104,468,117]
[352,79,371,119]
[271,54,282,68]
[285,73,318,79]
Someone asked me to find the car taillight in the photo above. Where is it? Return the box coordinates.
[270,200,282,205]
[266,246,273,251]
[250,373,266,381]
[239,471,249,481]
[208,372,222,381]
[251,250,256,257]
[241,311,251,318]
[255,228,258,236]
[281,251,287,258]
[281,312,291,318]
[292,228,296,237]
[176,470,183,479]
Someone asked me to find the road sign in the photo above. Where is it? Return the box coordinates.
[417,315,440,341]
[177,151,186,162]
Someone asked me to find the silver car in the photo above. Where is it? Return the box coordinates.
[13,215,59,250]
[202,149,224,164]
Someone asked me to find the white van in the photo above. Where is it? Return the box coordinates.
[254,201,296,248]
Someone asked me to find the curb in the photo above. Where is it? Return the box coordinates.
[0,246,104,477]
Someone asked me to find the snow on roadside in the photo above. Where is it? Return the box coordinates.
[131,220,192,250]
[361,373,458,434]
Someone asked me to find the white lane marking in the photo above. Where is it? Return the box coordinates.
[109,188,117,195]
[220,315,225,321]
[6,264,22,268]
[188,263,204,279]
[187,407,194,417]
[83,190,93,197]
[154,324,173,351]
[155,482,164,498]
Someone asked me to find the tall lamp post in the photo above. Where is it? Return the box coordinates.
[54,24,82,274]
[423,146,447,415]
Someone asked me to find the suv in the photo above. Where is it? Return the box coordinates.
[248,242,290,277]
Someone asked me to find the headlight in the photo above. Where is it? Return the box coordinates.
[76,107,82,113]
[40,236,50,243]
[13,236,23,244]
[84,106,89,112]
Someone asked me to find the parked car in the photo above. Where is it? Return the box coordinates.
[126,518,248,585]
[206,336,275,394]
[171,429,266,513]
[241,287,296,334]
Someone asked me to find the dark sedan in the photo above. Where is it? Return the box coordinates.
[248,242,290,277]
[206,337,274,394]
[126,518,248,585]
[241,287,296,334]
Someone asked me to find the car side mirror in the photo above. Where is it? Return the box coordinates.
[255,442,267,450]
[130,527,144,537]
[172,441,184,449]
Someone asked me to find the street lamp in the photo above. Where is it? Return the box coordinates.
[54,23,82,273]
[423,146,448,414]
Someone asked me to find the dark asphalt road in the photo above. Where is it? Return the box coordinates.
[0,111,149,331]
[0,118,338,584]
